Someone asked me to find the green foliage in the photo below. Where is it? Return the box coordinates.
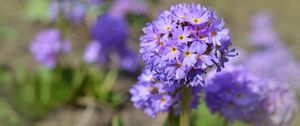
[0,99,21,126]
[127,13,149,29]
[2,63,123,120]
[0,25,18,41]
[191,100,249,126]
[24,0,49,22]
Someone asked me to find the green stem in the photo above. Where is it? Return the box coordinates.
[167,112,177,126]
[222,118,228,126]
[99,67,119,100]
[180,86,192,126]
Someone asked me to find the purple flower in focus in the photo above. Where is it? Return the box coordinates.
[130,69,202,117]
[30,28,71,69]
[83,13,138,72]
[182,44,197,67]
[130,70,173,117]
[153,17,176,33]
[173,26,193,44]
[140,3,237,87]
[187,8,209,25]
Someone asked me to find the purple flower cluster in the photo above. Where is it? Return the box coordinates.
[247,12,300,91]
[246,49,300,89]
[49,0,102,24]
[140,3,236,87]
[205,66,263,122]
[249,12,281,49]
[130,69,201,117]
[83,14,138,72]
[30,28,71,69]
[205,65,297,125]
[244,80,297,126]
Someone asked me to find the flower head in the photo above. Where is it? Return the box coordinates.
[83,13,138,72]
[205,65,297,125]
[30,28,70,69]
[249,12,283,49]
[130,69,202,117]
[140,3,236,87]
[244,80,297,126]
[205,66,263,122]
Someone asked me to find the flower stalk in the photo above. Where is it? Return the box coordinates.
[180,85,192,126]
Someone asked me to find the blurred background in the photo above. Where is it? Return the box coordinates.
[0,0,300,126]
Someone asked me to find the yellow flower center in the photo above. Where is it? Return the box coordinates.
[171,47,177,52]
[180,15,185,19]
[161,98,167,103]
[166,26,171,31]
[179,35,184,40]
[155,36,159,40]
[185,51,191,57]
[149,76,154,81]
[152,87,158,94]
[194,18,200,23]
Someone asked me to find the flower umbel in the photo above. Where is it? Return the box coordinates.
[205,65,297,125]
[205,66,262,122]
[83,13,138,72]
[140,3,236,87]
[130,69,202,118]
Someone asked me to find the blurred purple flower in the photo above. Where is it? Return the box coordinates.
[30,28,71,69]
[249,79,297,126]
[88,0,102,6]
[205,65,263,122]
[49,0,86,23]
[205,65,297,125]
[246,48,300,91]
[245,80,297,126]
[109,0,148,19]
[249,12,281,48]
[83,13,138,72]
[49,0,103,24]
[83,40,105,63]
[247,12,300,91]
